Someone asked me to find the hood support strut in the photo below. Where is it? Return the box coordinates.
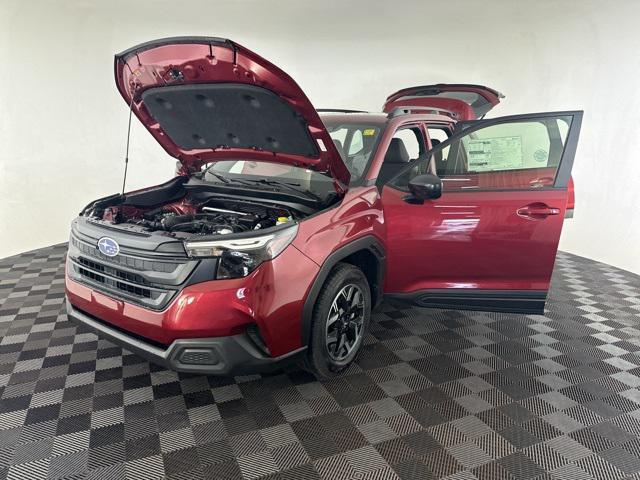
[121,88,136,197]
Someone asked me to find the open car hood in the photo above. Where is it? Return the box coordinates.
[115,37,350,193]
[383,84,504,121]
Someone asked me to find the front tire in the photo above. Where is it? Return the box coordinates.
[304,263,371,379]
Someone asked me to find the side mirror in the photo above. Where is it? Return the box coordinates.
[408,174,442,201]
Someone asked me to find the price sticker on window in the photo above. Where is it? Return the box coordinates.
[466,136,523,172]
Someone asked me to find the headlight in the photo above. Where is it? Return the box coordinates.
[184,224,298,279]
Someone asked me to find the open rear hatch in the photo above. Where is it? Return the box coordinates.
[114,37,350,193]
[383,84,504,121]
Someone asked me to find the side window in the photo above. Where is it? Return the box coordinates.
[427,128,451,177]
[391,116,572,191]
[392,128,423,161]
[427,128,449,147]
[461,121,552,173]
[376,126,426,185]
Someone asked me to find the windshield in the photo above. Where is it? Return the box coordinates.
[201,121,382,192]
[322,120,382,182]
[202,160,337,201]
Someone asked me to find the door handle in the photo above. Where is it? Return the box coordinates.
[517,202,561,220]
[529,176,554,188]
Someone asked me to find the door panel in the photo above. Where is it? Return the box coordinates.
[382,111,582,313]
[382,186,567,292]
[440,166,558,191]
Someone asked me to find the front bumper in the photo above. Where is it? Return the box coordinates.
[65,237,320,356]
[66,299,305,375]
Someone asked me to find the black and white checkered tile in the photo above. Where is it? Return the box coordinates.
[1,244,640,480]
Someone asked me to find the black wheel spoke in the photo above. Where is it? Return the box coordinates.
[345,323,356,343]
[325,283,366,362]
[334,333,344,355]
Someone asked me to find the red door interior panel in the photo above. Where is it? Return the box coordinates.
[441,166,558,191]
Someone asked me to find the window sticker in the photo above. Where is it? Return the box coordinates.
[533,149,548,163]
[363,129,376,136]
[466,135,523,172]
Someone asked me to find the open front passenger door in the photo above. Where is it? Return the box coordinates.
[380,111,582,314]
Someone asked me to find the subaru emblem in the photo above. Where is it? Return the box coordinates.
[97,237,120,257]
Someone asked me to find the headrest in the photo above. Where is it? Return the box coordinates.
[384,138,410,164]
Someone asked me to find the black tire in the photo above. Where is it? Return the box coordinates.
[304,263,371,379]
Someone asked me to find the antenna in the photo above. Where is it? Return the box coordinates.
[121,89,136,197]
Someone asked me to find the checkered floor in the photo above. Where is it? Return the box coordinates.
[1,245,640,480]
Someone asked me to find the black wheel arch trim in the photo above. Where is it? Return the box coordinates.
[300,236,385,346]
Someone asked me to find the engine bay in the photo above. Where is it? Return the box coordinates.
[91,199,296,239]
[80,175,335,240]
[130,203,293,237]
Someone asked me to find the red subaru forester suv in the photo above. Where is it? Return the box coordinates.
[65,37,582,378]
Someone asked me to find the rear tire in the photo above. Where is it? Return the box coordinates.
[304,263,371,379]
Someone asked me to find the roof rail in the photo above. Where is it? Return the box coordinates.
[387,106,458,119]
[317,108,368,114]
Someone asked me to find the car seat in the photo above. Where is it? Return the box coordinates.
[377,138,411,184]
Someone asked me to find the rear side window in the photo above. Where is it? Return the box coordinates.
[391,116,572,191]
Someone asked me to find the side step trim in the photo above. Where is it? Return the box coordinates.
[386,289,547,315]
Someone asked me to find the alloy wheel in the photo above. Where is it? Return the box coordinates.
[325,283,365,361]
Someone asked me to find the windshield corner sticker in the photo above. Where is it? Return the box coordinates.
[363,129,376,136]
[466,135,523,172]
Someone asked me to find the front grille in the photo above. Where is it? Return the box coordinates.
[77,257,149,286]
[71,258,164,304]
[71,236,179,273]
[76,263,152,298]
[68,232,197,310]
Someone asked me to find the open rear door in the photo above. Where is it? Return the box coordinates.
[383,84,504,120]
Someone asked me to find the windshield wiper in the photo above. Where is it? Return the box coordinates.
[205,170,254,186]
[207,172,230,183]
[205,168,322,201]
[243,179,322,201]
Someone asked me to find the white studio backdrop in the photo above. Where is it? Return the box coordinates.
[1,0,639,273]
